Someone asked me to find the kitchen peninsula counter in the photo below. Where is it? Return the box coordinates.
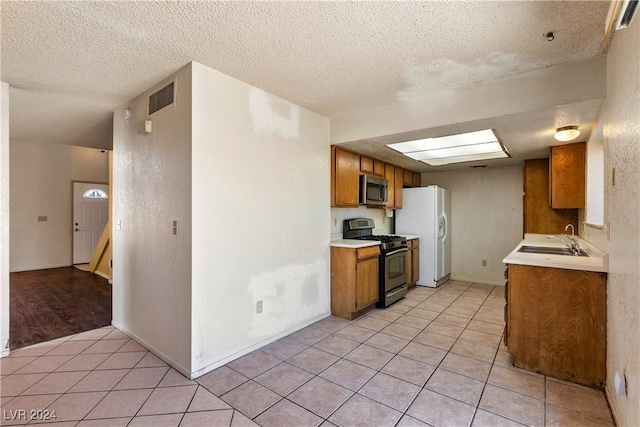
[503,233,607,388]
[503,233,608,273]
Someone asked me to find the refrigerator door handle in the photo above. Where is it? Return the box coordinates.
[441,212,448,243]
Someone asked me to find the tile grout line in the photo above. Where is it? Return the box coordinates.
[2,282,613,427]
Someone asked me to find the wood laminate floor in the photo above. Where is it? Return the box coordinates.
[9,266,112,350]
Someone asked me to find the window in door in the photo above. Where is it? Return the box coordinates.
[83,188,108,199]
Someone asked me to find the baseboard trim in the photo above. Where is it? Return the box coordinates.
[112,312,332,380]
[110,321,192,379]
[604,383,621,426]
[188,312,331,379]
[450,276,505,286]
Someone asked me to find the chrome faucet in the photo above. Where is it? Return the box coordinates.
[547,234,580,255]
[565,223,575,236]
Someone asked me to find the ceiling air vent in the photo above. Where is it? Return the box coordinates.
[148,82,175,115]
[616,0,638,29]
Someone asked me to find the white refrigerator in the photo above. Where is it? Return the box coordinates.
[396,186,451,287]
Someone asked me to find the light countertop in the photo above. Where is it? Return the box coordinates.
[503,233,608,273]
[330,239,381,249]
[399,234,420,240]
[330,234,420,248]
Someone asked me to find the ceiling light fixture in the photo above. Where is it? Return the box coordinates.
[386,129,510,166]
[545,32,555,41]
[554,126,580,142]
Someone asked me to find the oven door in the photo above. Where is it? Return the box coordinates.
[385,247,408,291]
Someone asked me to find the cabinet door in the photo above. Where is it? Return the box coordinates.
[403,169,414,187]
[411,246,419,284]
[385,164,395,208]
[355,257,379,310]
[508,264,606,388]
[332,147,361,207]
[373,161,385,177]
[363,157,385,177]
[412,172,421,187]
[394,167,403,209]
[406,245,413,284]
[549,142,585,209]
[360,156,374,175]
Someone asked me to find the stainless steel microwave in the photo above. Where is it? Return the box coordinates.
[360,174,388,205]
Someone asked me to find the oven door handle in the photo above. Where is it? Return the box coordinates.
[386,248,408,256]
[386,285,407,297]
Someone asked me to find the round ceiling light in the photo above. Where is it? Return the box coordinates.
[554,126,580,142]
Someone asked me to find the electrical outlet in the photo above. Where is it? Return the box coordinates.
[482,260,487,267]
[256,300,263,314]
[333,218,337,227]
[173,220,178,235]
[37,216,47,222]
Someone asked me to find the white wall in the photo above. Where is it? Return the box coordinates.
[1,82,10,356]
[190,62,331,376]
[112,65,193,374]
[421,166,523,285]
[9,139,109,272]
[582,20,640,426]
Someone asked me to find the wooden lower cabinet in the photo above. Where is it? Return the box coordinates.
[331,245,380,320]
[506,263,606,388]
[406,239,420,286]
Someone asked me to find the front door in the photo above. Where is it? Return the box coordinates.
[73,182,109,264]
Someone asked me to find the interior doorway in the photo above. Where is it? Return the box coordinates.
[73,182,109,265]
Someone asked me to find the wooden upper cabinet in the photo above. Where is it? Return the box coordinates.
[360,156,374,175]
[524,159,578,235]
[331,145,415,209]
[332,146,360,207]
[403,170,422,188]
[373,161,385,177]
[403,169,414,186]
[412,172,421,187]
[385,164,395,208]
[549,142,586,209]
[360,156,384,177]
[394,167,403,209]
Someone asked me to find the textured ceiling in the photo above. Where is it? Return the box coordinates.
[1,1,612,170]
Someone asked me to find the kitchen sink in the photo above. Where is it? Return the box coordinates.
[518,246,589,257]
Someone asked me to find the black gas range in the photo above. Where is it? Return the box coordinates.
[343,218,408,308]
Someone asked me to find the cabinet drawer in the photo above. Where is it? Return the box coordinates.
[356,246,380,260]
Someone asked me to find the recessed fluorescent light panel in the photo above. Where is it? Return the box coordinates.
[386,129,509,166]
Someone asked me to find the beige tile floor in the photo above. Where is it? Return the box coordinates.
[1,280,615,426]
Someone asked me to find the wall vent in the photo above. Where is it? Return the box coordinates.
[148,82,175,115]
[616,0,638,29]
